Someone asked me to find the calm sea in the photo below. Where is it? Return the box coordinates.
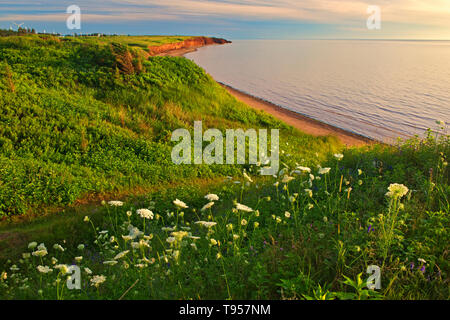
[186,40,450,142]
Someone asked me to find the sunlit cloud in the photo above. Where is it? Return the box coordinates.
[0,0,449,38]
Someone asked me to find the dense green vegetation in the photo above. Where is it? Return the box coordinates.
[0,34,338,217]
[0,33,448,300]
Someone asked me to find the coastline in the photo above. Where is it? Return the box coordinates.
[163,42,377,147]
[150,37,231,57]
[155,43,221,57]
[220,84,376,147]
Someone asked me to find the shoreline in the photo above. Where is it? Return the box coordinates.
[164,44,377,147]
[220,84,376,147]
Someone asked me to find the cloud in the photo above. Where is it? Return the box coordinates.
[1,0,449,37]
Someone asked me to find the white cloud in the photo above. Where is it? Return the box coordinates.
[0,0,449,31]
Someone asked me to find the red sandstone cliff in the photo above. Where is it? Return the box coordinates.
[148,37,231,56]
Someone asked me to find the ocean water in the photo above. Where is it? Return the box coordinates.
[186,40,450,142]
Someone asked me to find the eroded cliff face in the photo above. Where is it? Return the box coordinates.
[148,37,231,55]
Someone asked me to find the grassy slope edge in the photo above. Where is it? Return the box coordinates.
[0,34,339,218]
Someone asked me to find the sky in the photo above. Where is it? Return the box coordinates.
[0,0,450,40]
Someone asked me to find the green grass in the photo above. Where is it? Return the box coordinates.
[0,33,448,300]
[0,34,340,218]
[0,133,448,300]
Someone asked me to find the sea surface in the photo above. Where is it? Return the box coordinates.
[186,40,450,142]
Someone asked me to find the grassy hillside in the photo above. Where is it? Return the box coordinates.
[0,34,339,217]
[0,34,448,300]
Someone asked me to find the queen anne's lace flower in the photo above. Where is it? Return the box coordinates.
[37,265,52,274]
[304,189,313,198]
[137,209,154,220]
[318,167,331,175]
[32,249,48,257]
[281,176,294,184]
[173,199,188,209]
[296,166,311,173]
[205,194,219,201]
[53,244,64,252]
[113,250,130,260]
[166,237,176,244]
[84,268,92,275]
[90,275,106,287]
[194,221,217,228]
[28,242,37,249]
[201,202,215,212]
[171,231,189,241]
[235,203,253,212]
[108,201,123,207]
[385,183,409,199]
[54,264,69,274]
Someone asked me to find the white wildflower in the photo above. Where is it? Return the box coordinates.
[201,202,215,212]
[37,265,52,274]
[32,249,48,258]
[28,242,38,250]
[296,166,311,173]
[90,275,106,288]
[113,250,130,260]
[166,237,176,244]
[304,189,313,198]
[204,194,219,201]
[173,199,188,209]
[84,268,92,275]
[282,176,294,184]
[53,244,65,252]
[54,264,69,274]
[137,209,154,220]
[318,167,331,175]
[108,201,123,207]
[385,183,409,199]
[171,231,189,241]
[194,221,217,228]
[122,235,133,241]
[235,203,253,212]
